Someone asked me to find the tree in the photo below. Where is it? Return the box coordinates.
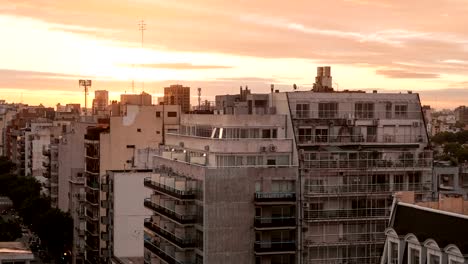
[0,218,21,241]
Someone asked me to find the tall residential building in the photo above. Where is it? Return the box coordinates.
[454,105,468,125]
[93,90,109,116]
[144,67,433,264]
[164,84,191,113]
[143,113,298,264]
[83,105,180,263]
[284,89,432,264]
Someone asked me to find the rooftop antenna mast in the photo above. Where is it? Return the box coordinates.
[138,20,146,93]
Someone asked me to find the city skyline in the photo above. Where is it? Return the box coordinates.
[2,1,468,107]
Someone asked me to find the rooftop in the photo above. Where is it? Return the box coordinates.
[391,202,468,254]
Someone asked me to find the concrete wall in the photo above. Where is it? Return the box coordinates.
[203,167,297,264]
[112,172,152,258]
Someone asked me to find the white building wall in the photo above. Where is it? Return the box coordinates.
[112,172,152,258]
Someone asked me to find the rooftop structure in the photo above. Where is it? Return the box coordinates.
[0,242,35,264]
[163,84,191,113]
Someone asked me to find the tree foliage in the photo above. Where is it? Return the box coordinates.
[0,158,72,261]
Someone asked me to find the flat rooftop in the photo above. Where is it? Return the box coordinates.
[0,242,34,260]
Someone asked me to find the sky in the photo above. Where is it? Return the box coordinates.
[1,0,468,109]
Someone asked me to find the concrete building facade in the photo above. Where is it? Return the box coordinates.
[163,85,191,113]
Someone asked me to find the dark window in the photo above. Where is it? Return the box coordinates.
[315,129,328,143]
[296,103,310,118]
[156,111,161,117]
[395,104,408,118]
[298,128,313,143]
[168,112,177,117]
[156,131,160,134]
[318,102,338,118]
[262,129,271,139]
[137,128,141,132]
[355,102,374,118]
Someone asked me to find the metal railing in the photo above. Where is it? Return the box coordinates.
[305,256,382,264]
[293,110,422,120]
[254,192,296,202]
[254,241,296,253]
[305,182,432,195]
[297,134,425,145]
[304,208,390,221]
[306,232,386,245]
[303,158,432,170]
[144,199,196,224]
[144,239,194,264]
[144,218,196,248]
[144,178,196,200]
[254,216,296,228]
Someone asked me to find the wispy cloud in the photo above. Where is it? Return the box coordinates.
[118,63,232,70]
[375,69,439,79]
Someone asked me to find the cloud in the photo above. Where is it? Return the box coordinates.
[118,63,232,70]
[375,69,440,79]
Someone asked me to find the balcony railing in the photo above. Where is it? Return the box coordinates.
[293,110,422,120]
[144,199,196,224]
[86,181,99,190]
[305,182,433,195]
[144,239,194,264]
[254,192,296,203]
[297,134,425,145]
[144,218,196,248]
[144,178,195,200]
[254,241,296,253]
[254,216,296,228]
[306,232,386,246]
[304,208,390,221]
[302,158,432,170]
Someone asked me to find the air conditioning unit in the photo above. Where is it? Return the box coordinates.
[259,146,267,152]
[269,145,277,152]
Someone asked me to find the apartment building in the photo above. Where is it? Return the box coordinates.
[433,161,468,199]
[121,92,152,107]
[143,112,298,264]
[163,84,191,113]
[83,105,180,263]
[0,104,18,156]
[93,90,109,116]
[145,67,433,264]
[283,89,433,264]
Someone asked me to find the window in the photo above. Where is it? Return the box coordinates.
[156,131,160,134]
[355,102,375,118]
[367,126,377,142]
[296,103,310,118]
[262,129,271,139]
[462,173,468,186]
[428,254,440,264]
[298,128,313,143]
[156,111,161,117]
[394,174,404,190]
[409,247,420,264]
[390,242,398,264]
[137,128,142,132]
[167,111,177,117]
[386,102,393,118]
[315,129,328,143]
[395,104,408,118]
[318,102,338,118]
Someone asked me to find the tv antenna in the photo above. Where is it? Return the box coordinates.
[138,20,146,92]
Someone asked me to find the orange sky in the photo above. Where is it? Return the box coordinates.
[1,0,468,109]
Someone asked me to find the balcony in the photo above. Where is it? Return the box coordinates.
[42,160,50,168]
[86,180,99,190]
[144,218,196,248]
[292,110,422,120]
[254,192,296,203]
[254,241,296,254]
[304,182,433,196]
[297,133,425,145]
[254,216,296,229]
[305,232,386,246]
[144,239,194,264]
[144,199,196,225]
[42,148,50,156]
[144,178,195,200]
[304,208,390,221]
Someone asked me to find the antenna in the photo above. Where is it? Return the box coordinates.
[138,20,146,92]
[197,88,202,110]
[79,80,91,116]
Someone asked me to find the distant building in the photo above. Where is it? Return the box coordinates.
[455,105,468,125]
[381,193,468,264]
[93,90,109,115]
[121,92,152,107]
[163,84,191,113]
